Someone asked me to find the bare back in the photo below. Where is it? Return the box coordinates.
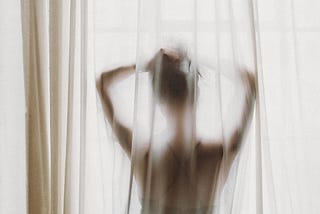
[97,54,256,213]
[134,139,224,209]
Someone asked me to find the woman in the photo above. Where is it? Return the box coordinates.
[97,48,256,214]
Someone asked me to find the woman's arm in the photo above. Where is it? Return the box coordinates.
[228,71,256,155]
[198,70,256,158]
[97,64,136,157]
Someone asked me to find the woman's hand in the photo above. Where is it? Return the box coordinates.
[240,70,256,98]
[146,56,156,72]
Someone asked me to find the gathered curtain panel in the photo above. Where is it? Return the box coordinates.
[1,0,320,214]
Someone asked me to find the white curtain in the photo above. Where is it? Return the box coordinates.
[0,1,26,213]
[1,0,320,214]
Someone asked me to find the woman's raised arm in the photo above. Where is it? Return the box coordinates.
[228,70,256,156]
[198,70,256,161]
[96,64,136,157]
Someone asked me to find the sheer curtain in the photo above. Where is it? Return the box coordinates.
[1,0,90,213]
[254,0,320,213]
[0,1,26,213]
[1,0,320,214]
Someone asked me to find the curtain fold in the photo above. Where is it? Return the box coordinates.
[50,0,88,213]
[20,0,50,213]
[19,0,89,213]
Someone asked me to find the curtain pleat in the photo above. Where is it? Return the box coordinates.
[49,0,89,213]
[21,0,51,213]
[79,0,88,210]
[63,0,79,213]
[49,0,70,213]
[19,0,89,213]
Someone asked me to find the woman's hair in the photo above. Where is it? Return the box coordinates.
[149,49,198,106]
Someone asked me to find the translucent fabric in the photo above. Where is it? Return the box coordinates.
[1,0,320,214]
[0,1,26,213]
[94,0,320,213]
[95,0,257,213]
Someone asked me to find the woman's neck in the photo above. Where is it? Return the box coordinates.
[168,106,195,153]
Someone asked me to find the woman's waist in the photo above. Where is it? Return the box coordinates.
[140,198,216,214]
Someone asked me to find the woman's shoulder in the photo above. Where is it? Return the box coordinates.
[195,139,224,158]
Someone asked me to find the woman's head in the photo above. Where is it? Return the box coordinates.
[147,48,199,109]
